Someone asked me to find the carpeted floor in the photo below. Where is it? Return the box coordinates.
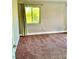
[16,33,67,59]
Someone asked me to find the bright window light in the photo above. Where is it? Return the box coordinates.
[25,7,40,24]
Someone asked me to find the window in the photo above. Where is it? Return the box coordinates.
[25,7,40,24]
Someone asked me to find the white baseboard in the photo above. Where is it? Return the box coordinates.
[20,31,67,36]
[19,34,23,36]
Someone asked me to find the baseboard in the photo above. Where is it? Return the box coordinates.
[20,31,67,36]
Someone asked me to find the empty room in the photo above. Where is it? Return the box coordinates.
[12,0,67,59]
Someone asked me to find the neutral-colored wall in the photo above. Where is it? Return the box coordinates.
[18,4,25,35]
[12,0,19,59]
[18,0,67,35]
[26,2,67,34]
